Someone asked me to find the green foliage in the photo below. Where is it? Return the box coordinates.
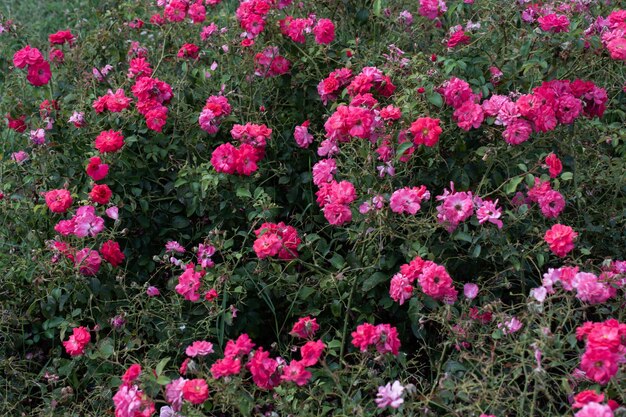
[0,0,625,416]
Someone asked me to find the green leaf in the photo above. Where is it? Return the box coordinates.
[355,8,369,23]
[560,172,573,180]
[427,92,443,107]
[326,339,342,350]
[373,0,382,16]
[98,338,115,359]
[395,141,414,161]
[453,231,473,243]
[329,254,345,270]
[298,286,316,300]
[504,176,524,195]
[236,186,252,198]
[444,360,467,374]
[407,297,423,324]
[171,216,190,229]
[156,375,171,385]
[58,360,75,377]
[362,272,388,292]
[305,233,320,243]
[536,253,544,268]
[155,357,170,377]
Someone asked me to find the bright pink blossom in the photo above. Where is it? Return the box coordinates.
[45,189,73,213]
[86,157,109,181]
[182,379,209,404]
[290,317,320,339]
[313,19,335,44]
[62,326,91,356]
[375,381,405,409]
[544,224,577,257]
[544,153,563,178]
[538,13,570,33]
[408,117,442,147]
[75,248,101,276]
[186,340,214,357]
[281,360,311,386]
[389,186,430,215]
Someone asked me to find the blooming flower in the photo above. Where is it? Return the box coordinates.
[389,186,430,215]
[294,120,314,148]
[254,46,291,78]
[177,43,200,59]
[30,129,46,145]
[165,378,187,412]
[463,283,479,299]
[574,402,614,417]
[544,153,562,178]
[544,224,577,257]
[121,364,141,385]
[313,19,335,44]
[530,286,548,303]
[351,323,401,355]
[538,13,570,33]
[93,89,132,113]
[94,130,124,153]
[375,381,405,409]
[49,30,75,46]
[45,189,73,213]
[290,316,320,339]
[75,248,102,276]
[246,348,281,390]
[175,265,203,302]
[538,190,565,218]
[113,384,155,417]
[11,150,29,164]
[26,60,52,86]
[390,273,414,305]
[86,157,109,181]
[435,183,474,232]
[71,205,105,237]
[89,184,112,205]
[101,240,125,267]
[281,360,312,386]
[186,341,214,357]
[499,316,523,334]
[211,356,242,378]
[253,222,301,260]
[475,198,503,228]
[573,272,613,305]
[300,340,325,366]
[224,334,255,357]
[573,391,605,409]
[408,117,442,147]
[62,326,91,356]
[146,286,160,297]
[182,379,209,404]
[580,348,620,385]
[106,206,119,220]
[197,244,216,268]
[165,241,185,253]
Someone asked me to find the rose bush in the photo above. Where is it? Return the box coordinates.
[0,0,625,415]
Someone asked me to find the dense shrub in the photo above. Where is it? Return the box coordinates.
[0,0,625,416]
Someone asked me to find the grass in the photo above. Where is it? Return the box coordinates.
[1,0,103,41]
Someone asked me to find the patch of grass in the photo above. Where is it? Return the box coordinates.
[1,0,103,40]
